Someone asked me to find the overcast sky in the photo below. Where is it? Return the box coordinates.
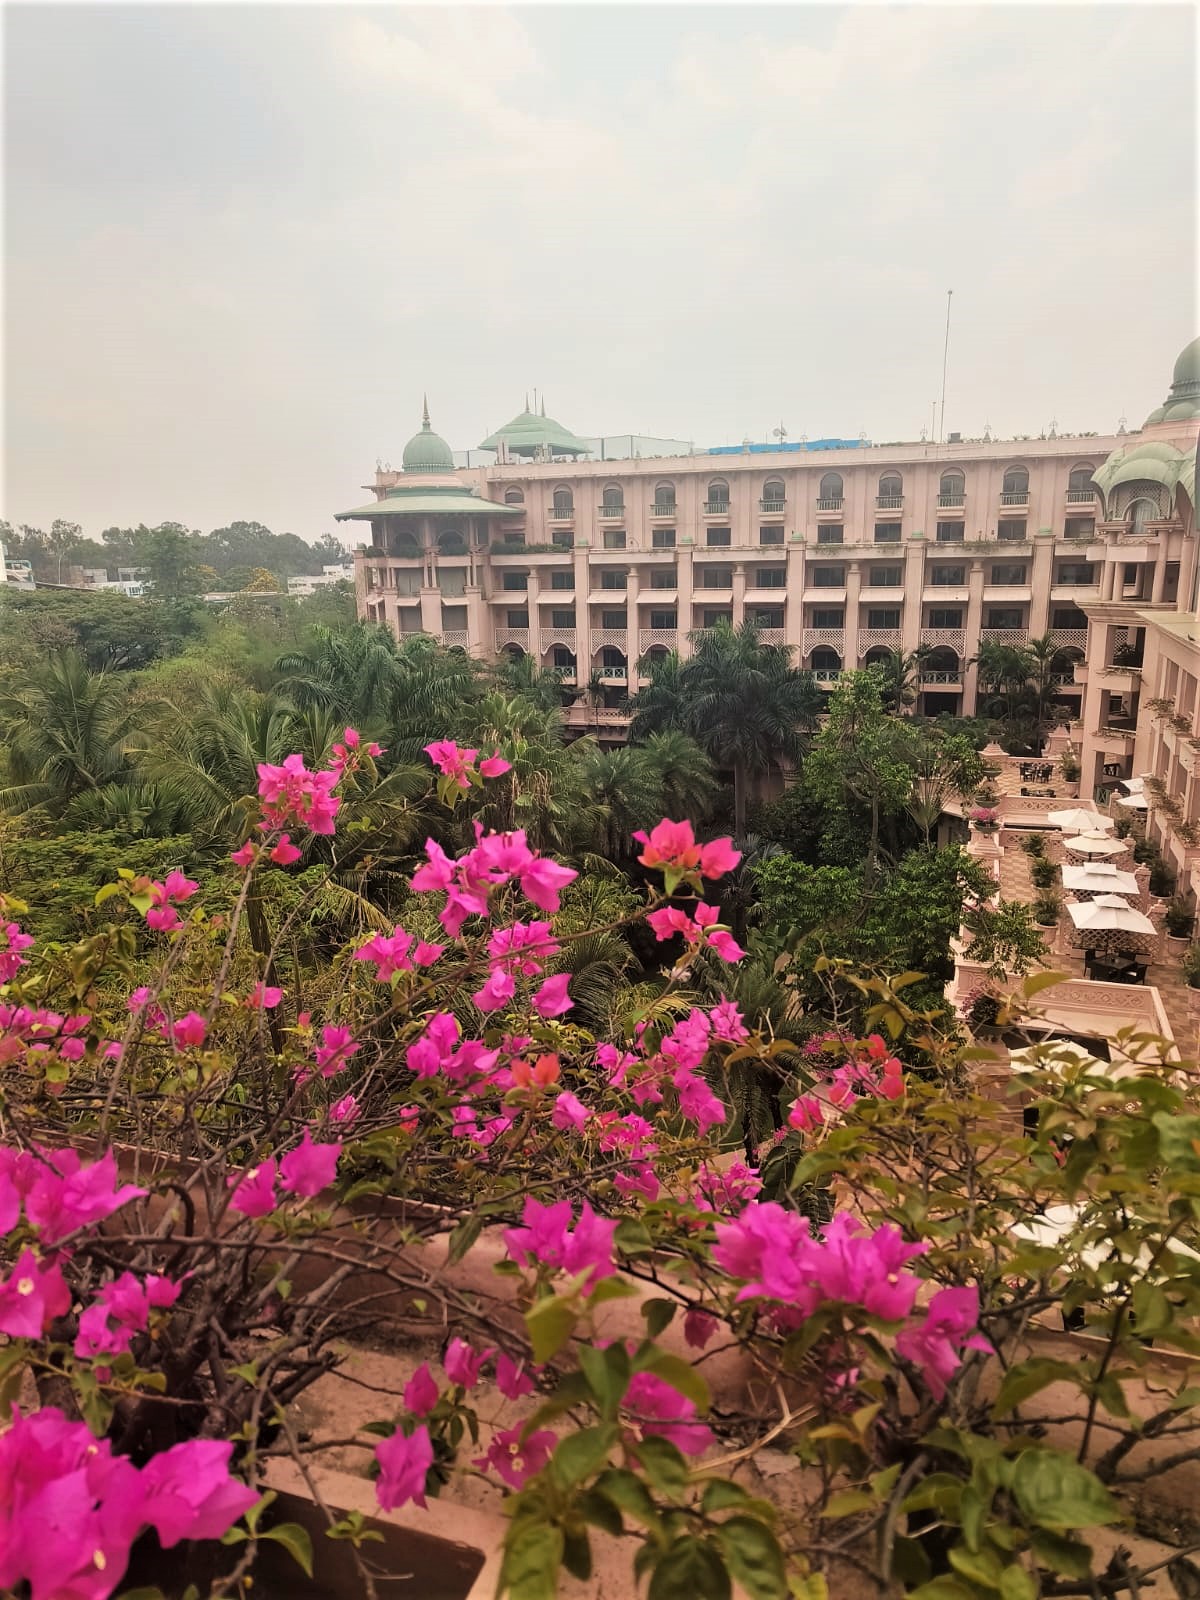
[4,2,1196,544]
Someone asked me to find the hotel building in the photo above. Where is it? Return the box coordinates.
[340,343,1199,874]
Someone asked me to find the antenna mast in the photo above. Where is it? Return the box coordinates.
[938,289,953,443]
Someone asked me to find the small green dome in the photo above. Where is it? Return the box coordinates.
[1172,336,1200,389]
[402,398,455,473]
[1145,336,1200,426]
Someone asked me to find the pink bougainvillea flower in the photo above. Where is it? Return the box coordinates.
[551,1090,589,1132]
[673,1068,727,1133]
[375,1425,434,1511]
[396,1104,419,1134]
[478,751,512,779]
[895,1285,990,1400]
[24,1147,147,1244]
[443,1337,495,1390]
[614,1163,660,1201]
[269,834,302,866]
[473,967,516,1013]
[693,903,744,962]
[487,921,559,976]
[0,921,34,983]
[171,1012,208,1049]
[161,870,198,903]
[788,1095,825,1133]
[127,987,153,1012]
[411,837,456,894]
[139,1438,258,1546]
[354,926,444,983]
[247,981,282,1010]
[709,997,748,1042]
[518,854,576,914]
[495,1352,536,1400]
[330,1093,361,1126]
[280,1129,340,1199]
[425,739,477,790]
[230,840,257,868]
[75,1270,181,1360]
[313,1024,360,1077]
[0,1247,71,1338]
[473,1425,556,1490]
[694,1160,762,1214]
[146,905,182,933]
[228,1158,279,1218]
[511,1052,561,1089]
[502,1196,616,1289]
[624,1371,714,1457]
[403,1362,440,1417]
[285,1125,342,1188]
[632,818,740,881]
[684,1308,719,1351]
[531,974,572,1018]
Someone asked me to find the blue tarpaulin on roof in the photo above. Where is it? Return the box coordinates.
[705,439,868,455]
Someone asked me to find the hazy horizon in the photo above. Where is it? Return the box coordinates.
[5,3,1196,544]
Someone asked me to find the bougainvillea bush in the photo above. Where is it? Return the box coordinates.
[2,735,1200,1599]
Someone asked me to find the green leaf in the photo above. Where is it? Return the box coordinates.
[820,1490,875,1519]
[579,1488,624,1537]
[636,1350,710,1414]
[614,1217,655,1257]
[643,1298,678,1337]
[501,1522,564,1600]
[447,1211,485,1265]
[590,1275,638,1305]
[999,1567,1037,1600]
[648,1536,732,1600]
[635,1436,689,1498]
[551,1425,619,1488]
[578,1343,630,1418]
[1011,1451,1121,1531]
[714,1516,787,1600]
[1131,1281,1172,1337]
[593,1468,660,1528]
[906,1580,976,1600]
[1028,1529,1093,1578]
[701,1479,754,1515]
[992,1359,1080,1416]
[1023,970,1070,997]
[562,1527,592,1582]
[260,1523,314,1578]
[115,1589,167,1599]
[949,1545,1004,1587]
[525,1292,578,1364]
[959,1484,986,1553]
[891,1536,932,1588]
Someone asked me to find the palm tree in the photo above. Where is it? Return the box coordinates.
[1025,632,1077,736]
[678,621,824,833]
[274,622,402,724]
[873,648,928,715]
[625,651,688,738]
[494,651,569,713]
[636,730,718,820]
[0,653,151,817]
[572,745,663,860]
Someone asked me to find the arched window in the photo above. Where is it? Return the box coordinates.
[1127,497,1157,536]
[809,646,841,671]
[602,484,624,511]
[862,646,892,667]
[819,472,843,502]
[706,479,730,511]
[503,487,525,505]
[600,647,626,670]
[1002,465,1029,495]
[502,643,525,661]
[390,530,420,557]
[1068,464,1095,492]
[552,486,574,515]
[762,477,785,507]
[654,482,676,511]
[922,646,960,673]
[438,529,465,555]
[551,646,575,670]
[939,470,965,502]
[878,471,903,498]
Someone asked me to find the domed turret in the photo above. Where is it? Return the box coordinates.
[401,397,455,473]
[1144,337,1200,426]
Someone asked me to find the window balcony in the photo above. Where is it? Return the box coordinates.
[858,628,902,654]
[639,628,678,652]
[759,498,786,514]
[802,627,845,654]
[1066,488,1096,504]
[876,495,904,510]
[548,504,574,521]
[494,627,530,650]
[813,668,842,684]
[1000,491,1029,506]
[937,493,965,508]
[1049,628,1088,653]
[440,629,471,649]
[597,503,625,519]
[591,627,629,650]
[757,628,787,646]
[919,670,963,685]
[599,665,628,682]
[650,502,676,519]
[816,497,844,512]
[978,627,1029,646]
[920,627,967,655]
[703,500,730,516]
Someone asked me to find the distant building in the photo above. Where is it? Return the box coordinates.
[0,541,35,590]
[287,563,354,597]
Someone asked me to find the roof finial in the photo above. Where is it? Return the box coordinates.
[525,391,530,413]
[540,396,546,417]
[422,393,430,429]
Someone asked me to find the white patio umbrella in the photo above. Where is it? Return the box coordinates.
[1062,831,1128,860]
[1116,792,1149,810]
[1047,807,1115,833]
[1060,861,1139,900]
[1067,893,1156,957]
[1120,776,1146,794]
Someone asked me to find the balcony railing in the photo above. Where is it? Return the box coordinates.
[1000,491,1029,505]
[703,500,730,515]
[591,628,629,650]
[440,630,471,649]
[597,503,624,518]
[542,628,577,650]
[1049,628,1088,652]
[650,502,676,518]
[639,628,679,652]
[920,627,966,655]
[978,627,1029,646]
[757,629,787,646]
[858,628,902,653]
[802,628,845,654]
[1066,488,1096,503]
[599,666,628,682]
[876,495,903,510]
[759,498,786,513]
[548,504,574,520]
[816,497,844,511]
[919,670,963,685]
[813,668,842,683]
[937,493,965,507]
[494,628,530,650]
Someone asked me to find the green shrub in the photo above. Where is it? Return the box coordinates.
[1030,857,1058,890]
[1165,897,1195,939]
[1020,832,1046,859]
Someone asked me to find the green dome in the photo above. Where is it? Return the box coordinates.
[402,399,455,473]
[1144,337,1200,426]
